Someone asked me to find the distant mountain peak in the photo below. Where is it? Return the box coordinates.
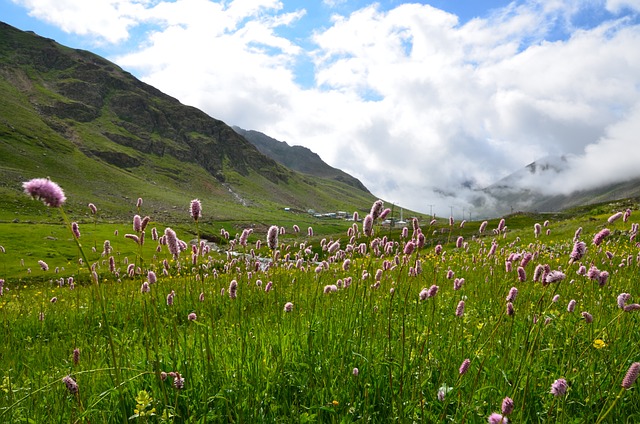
[233,126,370,194]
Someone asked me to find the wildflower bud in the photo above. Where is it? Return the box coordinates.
[38,260,49,271]
[62,375,79,395]
[71,222,81,239]
[283,302,293,312]
[173,373,184,389]
[488,413,508,424]
[419,288,428,301]
[363,214,374,237]
[618,293,631,309]
[607,212,623,223]
[550,378,568,396]
[267,225,279,250]
[501,397,514,416]
[593,228,610,246]
[506,287,518,302]
[459,358,470,375]
[229,280,238,299]
[622,362,640,389]
[506,301,515,316]
[190,199,201,221]
[370,200,383,220]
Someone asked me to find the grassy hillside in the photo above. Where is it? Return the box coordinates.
[0,21,378,224]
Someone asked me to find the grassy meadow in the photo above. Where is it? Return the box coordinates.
[0,186,639,423]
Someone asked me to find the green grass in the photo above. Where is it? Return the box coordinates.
[0,194,639,423]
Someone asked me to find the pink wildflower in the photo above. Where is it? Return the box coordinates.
[427,284,439,298]
[404,241,415,255]
[598,271,609,287]
[23,178,66,207]
[71,222,80,239]
[38,260,49,271]
[545,270,566,284]
[569,241,586,262]
[479,221,488,233]
[229,280,238,299]
[133,215,142,232]
[190,199,201,221]
[419,288,428,301]
[370,200,384,220]
[488,413,508,424]
[501,397,514,416]
[506,302,514,316]
[550,378,568,396]
[622,362,640,389]
[164,228,180,256]
[593,228,610,246]
[534,223,541,238]
[266,226,280,250]
[62,375,79,394]
[607,212,623,223]
[506,287,518,302]
[459,358,470,375]
[618,293,631,309]
[363,214,374,237]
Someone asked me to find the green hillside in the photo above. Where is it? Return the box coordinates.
[0,22,377,224]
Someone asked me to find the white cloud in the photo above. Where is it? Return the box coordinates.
[607,0,640,13]
[14,0,146,43]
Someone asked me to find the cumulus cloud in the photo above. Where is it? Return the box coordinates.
[10,0,640,216]
[15,0,145,43]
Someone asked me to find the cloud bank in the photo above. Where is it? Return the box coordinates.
[10,0,640,217]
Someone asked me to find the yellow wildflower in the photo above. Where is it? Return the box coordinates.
[593,339,607,349]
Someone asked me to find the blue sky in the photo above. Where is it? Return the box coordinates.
[2,0,640,216]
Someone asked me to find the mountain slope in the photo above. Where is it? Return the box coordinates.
[233,127,370,193]
[0,22,376,222]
